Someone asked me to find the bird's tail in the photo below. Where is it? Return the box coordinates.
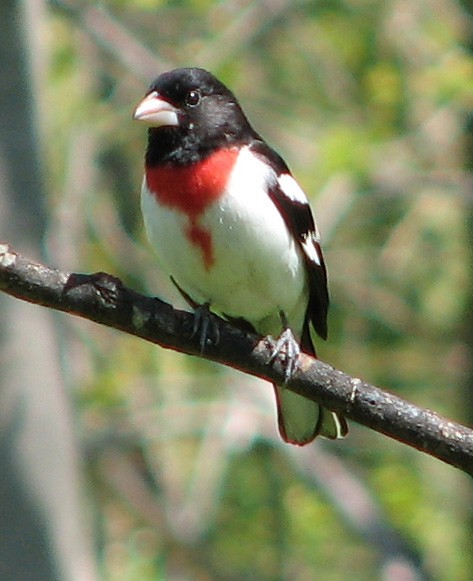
[273,329,347,445]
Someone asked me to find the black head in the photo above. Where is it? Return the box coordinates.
[133,68,258,165]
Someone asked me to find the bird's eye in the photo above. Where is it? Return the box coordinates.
[185,90,201,107]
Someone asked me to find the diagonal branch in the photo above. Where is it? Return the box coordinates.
[1,243,472,475]
[48,0,170,81]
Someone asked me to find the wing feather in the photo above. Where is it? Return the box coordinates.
[249,142,329,340]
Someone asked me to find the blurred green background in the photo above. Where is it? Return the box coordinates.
[1,0,472,579]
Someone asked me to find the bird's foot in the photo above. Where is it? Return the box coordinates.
[269,327,300,384]
[192,302,220,353]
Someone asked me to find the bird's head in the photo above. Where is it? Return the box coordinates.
[133,68,255,162]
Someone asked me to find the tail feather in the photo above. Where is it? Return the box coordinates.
[273,384,347,444]
[273,384,322,445]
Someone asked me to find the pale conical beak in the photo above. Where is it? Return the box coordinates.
[133,91,179,127]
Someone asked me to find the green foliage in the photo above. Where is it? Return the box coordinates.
[43,0,473,579]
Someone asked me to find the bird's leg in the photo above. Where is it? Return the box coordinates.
[171,276,199,309]
[170,278,220,353]
[269,311,300,384]
[192,302,220,354]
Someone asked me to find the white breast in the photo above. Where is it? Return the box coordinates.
[141,147,308,336]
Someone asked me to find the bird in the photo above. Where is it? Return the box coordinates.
[133,67,347,445]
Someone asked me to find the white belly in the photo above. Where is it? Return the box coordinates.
[141,148,307,335]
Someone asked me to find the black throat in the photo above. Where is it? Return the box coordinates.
[145,110,259,168]
[145,127,209,167]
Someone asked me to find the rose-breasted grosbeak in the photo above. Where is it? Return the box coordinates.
[133,67,347,445]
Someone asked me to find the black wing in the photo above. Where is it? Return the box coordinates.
[250,141,329,342]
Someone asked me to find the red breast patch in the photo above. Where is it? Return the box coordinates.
[146,148,239,218]
[145,148,239,270]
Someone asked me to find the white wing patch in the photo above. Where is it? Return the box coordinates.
[301,233,322,266]
[277,172,323,266]
[278,173,309,204]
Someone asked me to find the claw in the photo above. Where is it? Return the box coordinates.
[192,302,220,353]
[269,327,300,384]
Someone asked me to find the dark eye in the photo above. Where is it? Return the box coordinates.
[185,90,201,107]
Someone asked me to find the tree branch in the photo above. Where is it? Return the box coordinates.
[49,0,170,81]
[1,243,472,475]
